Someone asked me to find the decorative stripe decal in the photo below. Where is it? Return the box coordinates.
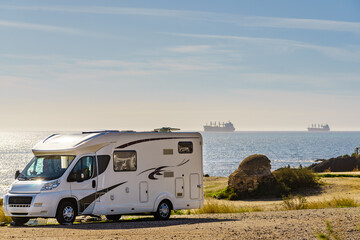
[116,137,198,149]
[79,181,127,212]
[137,159,190,180]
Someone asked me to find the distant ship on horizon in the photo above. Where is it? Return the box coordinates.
[308,123,330,132]
[204,121,235,132]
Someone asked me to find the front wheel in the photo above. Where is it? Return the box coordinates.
[56,201,76,225]
[105,214,122,221]
[12,217,30,226]
[153,200,172,220]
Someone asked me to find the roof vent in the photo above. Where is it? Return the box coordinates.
[154,127,180,133]
[82,130,120,134]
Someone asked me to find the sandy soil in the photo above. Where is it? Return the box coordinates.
[1,208,360,239]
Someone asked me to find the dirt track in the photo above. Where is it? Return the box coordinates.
[2,207,360,240]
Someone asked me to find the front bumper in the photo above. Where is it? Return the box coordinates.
[3,192,61,218]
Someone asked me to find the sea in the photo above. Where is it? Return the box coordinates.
[0,131,359,198]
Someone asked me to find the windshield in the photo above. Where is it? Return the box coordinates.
[19,155,76,181]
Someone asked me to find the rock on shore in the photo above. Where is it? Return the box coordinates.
[228,154,277,195]
[309,155,360,172]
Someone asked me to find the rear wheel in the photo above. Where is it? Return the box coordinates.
[12,217,30,226]
[154,200,172,220]
[56,201,76,225]
[105,214,122,221]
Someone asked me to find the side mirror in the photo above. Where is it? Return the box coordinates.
[15,170,20,179]
[67,172,84,182]
[75,173,84,182]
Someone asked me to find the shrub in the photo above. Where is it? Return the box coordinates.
[212,167,319,200]
[212,186,236,200]
[282,195,307,210]
[273,167,319,193]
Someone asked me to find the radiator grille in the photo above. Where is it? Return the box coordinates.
[9,196,32,205]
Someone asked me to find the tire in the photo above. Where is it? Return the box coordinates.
[12,217,30,226]
[56,201,76,225]
[105,214,122,221]
[154,200,172,220]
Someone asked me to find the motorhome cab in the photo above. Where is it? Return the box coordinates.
[3,129,203,225]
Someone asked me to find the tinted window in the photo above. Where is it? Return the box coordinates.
[97,155,110,175]
[68,156,94,181]
[178,142,193,154]
[113,151,137,171]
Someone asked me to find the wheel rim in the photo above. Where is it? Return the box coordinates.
[159,203,170,218]
[63,206,74,222]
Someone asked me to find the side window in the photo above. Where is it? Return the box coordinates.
[97,155,110,175]
[113,151,137,172]
[68,156,94,182]
[178,141,193,154]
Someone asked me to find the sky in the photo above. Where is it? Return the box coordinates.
[0,0,360,131]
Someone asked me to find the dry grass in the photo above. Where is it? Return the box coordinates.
[192,199,263,214]
[203,177,228,198]
[0,199,12,224]
[282,195,359,211]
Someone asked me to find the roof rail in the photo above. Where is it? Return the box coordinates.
[82,130,120,134]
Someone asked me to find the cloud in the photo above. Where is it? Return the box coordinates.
[170,33,360,62]
[2,5,360,34]
[0,20,111,38]
[0,20,79,34]
[0,5,200,18]
[167,45,212,53]
[240,16,360,34]
[230,73,360,96]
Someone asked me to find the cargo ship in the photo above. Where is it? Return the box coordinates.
[307,123,330,132]
[204,121,235,132]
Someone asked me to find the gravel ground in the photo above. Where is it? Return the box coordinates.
[1,207,360,240]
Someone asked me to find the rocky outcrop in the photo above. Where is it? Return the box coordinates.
[228,154,277,195]
[309,155,360,172]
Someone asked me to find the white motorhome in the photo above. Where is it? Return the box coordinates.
[3,129,203,225]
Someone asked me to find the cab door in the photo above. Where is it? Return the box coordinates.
[67,155,97,215]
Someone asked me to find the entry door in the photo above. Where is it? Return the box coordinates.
[139,182,148,203]
[190,173,200,199]
[175,178,184,198]
[68,155,97,214]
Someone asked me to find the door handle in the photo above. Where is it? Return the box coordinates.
[92,180,96,188]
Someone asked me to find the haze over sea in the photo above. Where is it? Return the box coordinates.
[1,131,360,198]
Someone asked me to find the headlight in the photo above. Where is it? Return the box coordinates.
[41,180,61,191]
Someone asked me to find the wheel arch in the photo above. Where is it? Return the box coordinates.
[56,197,79,216]
[153,193,174,212]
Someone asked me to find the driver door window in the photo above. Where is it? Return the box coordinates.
[68,156,94,182]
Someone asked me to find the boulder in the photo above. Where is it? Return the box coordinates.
[228,154,277,194]
[309,155,360,172]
